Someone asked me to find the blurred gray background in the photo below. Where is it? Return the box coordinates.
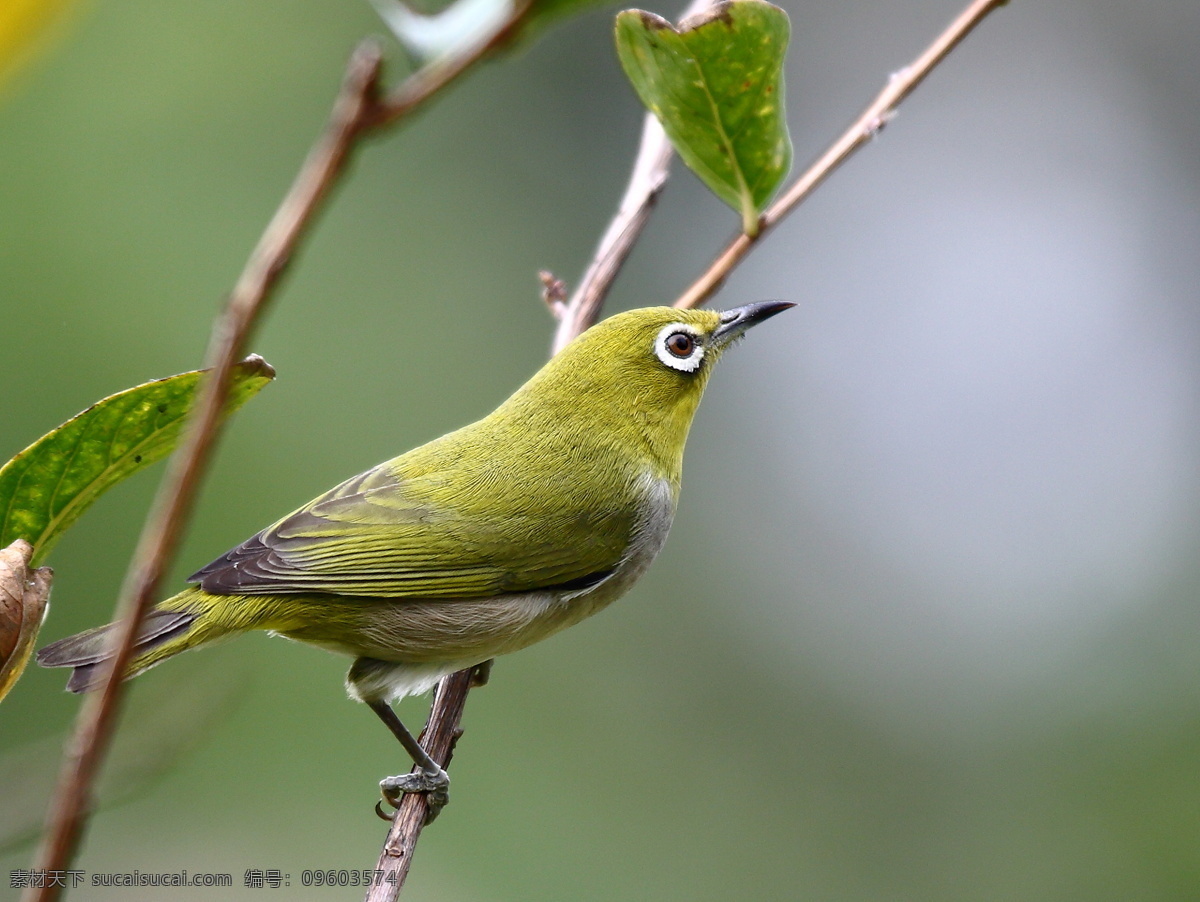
[3,0,1200,898]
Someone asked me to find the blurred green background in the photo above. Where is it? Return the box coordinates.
[4,0,1200,899]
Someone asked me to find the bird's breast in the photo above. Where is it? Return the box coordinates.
[580,471,676,600]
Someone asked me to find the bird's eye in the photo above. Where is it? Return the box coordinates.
[654,323,705,373]
[666,332,694,358]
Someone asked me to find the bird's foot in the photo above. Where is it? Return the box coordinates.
[378,766,450,823]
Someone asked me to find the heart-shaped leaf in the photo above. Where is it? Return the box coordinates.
[0,354,275,566]
[615,0,792,235]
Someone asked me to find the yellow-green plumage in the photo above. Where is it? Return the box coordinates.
[38,304,791,706]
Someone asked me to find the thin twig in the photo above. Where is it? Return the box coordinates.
[551,111,675,353]
[27,23,514,894]
[365,0,533,130]
[674,0,1009,309]
[549,0,713,353]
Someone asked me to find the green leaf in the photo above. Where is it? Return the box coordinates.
[0,355,275,565]
[615,0,792,235]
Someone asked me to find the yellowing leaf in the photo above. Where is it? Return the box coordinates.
[0,539,52,703]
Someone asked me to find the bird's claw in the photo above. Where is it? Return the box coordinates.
[379,767,450,822]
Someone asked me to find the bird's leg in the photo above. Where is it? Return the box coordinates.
[368,699,450,820]
[470,658,494,687]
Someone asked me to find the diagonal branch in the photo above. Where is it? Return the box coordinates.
[551,113,675,353]
[27,12,527,893]
[28,49,386,900]
[674,0,1009,309]
[549,0,713,354]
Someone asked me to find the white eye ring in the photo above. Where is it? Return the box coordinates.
[654,323,705,373]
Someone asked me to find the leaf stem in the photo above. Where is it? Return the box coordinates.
[674,0,1009,309]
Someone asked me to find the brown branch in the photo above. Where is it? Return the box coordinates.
[27,44,385,901]
[549,0,714,353]
[365,664,490,900]
[674,0,1009,310]
[364,0,532,131]
[550,110,675,353]
[27,22,515,896]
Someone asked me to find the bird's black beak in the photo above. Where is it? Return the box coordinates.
[711,300,795,347]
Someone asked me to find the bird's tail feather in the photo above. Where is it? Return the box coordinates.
[36,589,229,693]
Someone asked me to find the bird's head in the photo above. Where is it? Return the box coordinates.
[504,302,794,475]
[561,301,794,391]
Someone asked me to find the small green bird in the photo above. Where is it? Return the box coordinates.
[39,302,791,813]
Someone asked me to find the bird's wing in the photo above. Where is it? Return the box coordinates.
[188,459,636,599]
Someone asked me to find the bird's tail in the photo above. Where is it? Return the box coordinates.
[36,588,237,693]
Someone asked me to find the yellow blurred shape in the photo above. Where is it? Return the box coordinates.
[0,0,77,89]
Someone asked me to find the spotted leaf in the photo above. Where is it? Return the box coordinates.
[616,0,792,235]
